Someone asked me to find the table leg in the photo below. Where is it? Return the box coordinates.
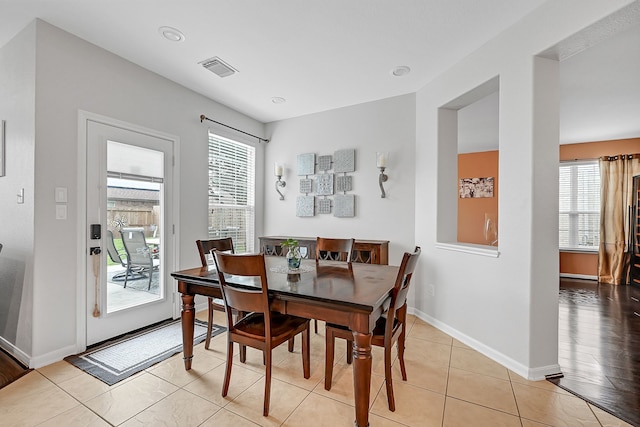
[181,292,195,370]
[352,331,372,427]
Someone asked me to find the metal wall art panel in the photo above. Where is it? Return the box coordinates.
[333,149,355,173]
[297,153,315,176]
[336,175,352,192]
[317,198,331,214]
[296,196,315,217]
[299,178,313,194]
[317,155,332,171]
[316,173,334,196]
[334,194,355,217]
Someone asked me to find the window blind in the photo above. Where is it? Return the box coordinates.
[559,160,600,250]
[208,133,256,253]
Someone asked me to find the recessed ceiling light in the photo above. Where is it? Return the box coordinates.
[391,66,411,77]
[158,26,185,42]
[271,97,286,104]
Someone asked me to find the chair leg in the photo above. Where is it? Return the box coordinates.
[302,325,310,379]
[314,319,318,334]
[222,340,234,397]
[324,329,335,390]
[384,343,396,412]
[240,343,247,363]
[147,268,152,291]
[123,267,129,288]
[346,339,353,364]
[288,337,295,352]
[264,349,272,417]
[205,298,214,350]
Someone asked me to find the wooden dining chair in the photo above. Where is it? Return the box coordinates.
[212,251,311,417]
[196,237,234,350]
[324,246,421,412]
[313,237,355,333]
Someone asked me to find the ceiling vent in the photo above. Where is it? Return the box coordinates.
[199,56,238,78]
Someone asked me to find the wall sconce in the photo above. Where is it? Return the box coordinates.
[274,162,286,200]
[376,152,389,198]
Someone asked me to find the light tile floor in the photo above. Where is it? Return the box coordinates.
[0,311,633,427]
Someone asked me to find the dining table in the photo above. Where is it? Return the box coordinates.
[171,255,399,427]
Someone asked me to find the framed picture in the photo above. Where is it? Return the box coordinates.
[459,177,494,198]
[0,120,5,177]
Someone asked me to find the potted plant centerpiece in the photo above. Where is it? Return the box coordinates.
[281,238,302,269]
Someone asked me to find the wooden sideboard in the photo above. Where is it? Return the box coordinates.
[259,236,389,265]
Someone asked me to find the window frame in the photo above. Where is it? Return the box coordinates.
[558,159,600,252]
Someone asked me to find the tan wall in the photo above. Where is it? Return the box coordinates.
[457,150,499,245]
[560,137,640,276]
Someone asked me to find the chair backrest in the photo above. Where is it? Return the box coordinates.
[120,228,152,266]
[385,246,421,336]
[106,230,126,266]
[212,251,272,337]
[196,237,235,267]
[316,237,355,262]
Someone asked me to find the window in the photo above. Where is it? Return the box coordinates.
[208,133,255,253]
[559,161,600,251]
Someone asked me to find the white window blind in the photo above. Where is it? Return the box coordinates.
[559,161,600,251]
[208,133,255,253]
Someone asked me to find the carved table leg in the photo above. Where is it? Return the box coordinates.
[352,331,373,427]
[181,291,195,370]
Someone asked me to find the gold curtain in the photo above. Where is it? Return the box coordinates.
[598,154,640,284]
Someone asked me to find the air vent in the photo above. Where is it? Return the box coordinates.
[199,56,238,78]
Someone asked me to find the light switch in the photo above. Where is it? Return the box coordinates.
[56,204,67,220]
[55,187,67,203]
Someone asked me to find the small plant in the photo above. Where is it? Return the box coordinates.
[281,238,301,269]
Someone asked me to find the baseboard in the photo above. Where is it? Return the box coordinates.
[0,336,30,368]
[29,344,79,369]
[560,273,597,281]
[407,307,561,381]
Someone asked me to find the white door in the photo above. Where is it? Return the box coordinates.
[86,120,175,346]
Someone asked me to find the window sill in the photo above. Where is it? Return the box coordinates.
[560,248,598,254]
[436,242,500,258]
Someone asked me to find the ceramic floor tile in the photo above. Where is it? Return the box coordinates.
[36,360,84,384]
[443,396,521,427]
[391,356,449,394]
[119,389,220,426]
[272,349,324,391]
[0,371,79,426]
[183,362,262,407]
[35,405,111,427]
[512,382,601,426]
[449,346,510,380]
[199,408,261,426]
[403,337,451,366]
[283,392,405,427]
[446,367,518,415]
[520,419,554,427]
[370,380,445,427]
[57,369,112,402]
[452,338,472,349]
[225,377,309,427]
[84,372,178,426]
[313,362,385,408]
[407,320,453,345]
[507,370,571,395]
[332,343,398,379]
[146,349,224,388]
[589,404,634,427]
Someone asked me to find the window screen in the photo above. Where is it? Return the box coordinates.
[559,161,600,250]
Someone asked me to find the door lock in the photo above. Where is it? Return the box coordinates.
[89,247,101,255]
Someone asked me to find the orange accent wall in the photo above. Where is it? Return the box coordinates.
[560,137,640,277]
[457,151,499,245]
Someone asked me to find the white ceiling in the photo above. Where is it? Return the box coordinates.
[0,0,548,124]
[1,1,638,151]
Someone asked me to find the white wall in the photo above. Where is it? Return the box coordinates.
[28,20,264,366]
[264,94,416,265]
[414,0,635,379]
[0,22,36,362]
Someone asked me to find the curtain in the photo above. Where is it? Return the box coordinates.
[598,154,640,285]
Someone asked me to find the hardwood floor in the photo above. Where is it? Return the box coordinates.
[550,278,640,426]
[0,348,30,389]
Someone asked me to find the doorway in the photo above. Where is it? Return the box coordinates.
[83,116,177,346]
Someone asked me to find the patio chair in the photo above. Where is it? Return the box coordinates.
[120,227,159,290]
[106,230,131,281]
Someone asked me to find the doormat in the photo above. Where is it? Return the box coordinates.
[65,319,225,385]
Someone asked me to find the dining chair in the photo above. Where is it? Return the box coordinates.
[120,227,159,290]
[212,251,311,416]
[196,237,235,350]
[324,246,421,412]
[313,237,355,332]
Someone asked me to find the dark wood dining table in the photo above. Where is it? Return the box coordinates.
[171,256,399,427]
